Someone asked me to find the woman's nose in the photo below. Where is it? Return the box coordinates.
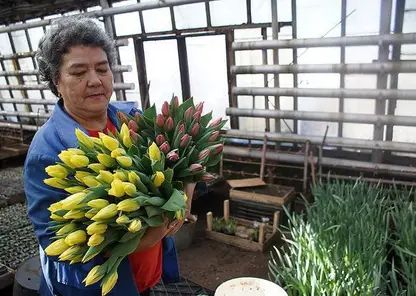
[86,70,102,87]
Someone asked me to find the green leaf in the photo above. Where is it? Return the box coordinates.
[142,214,165,227]
[108,230,144,258]
[82,230,118,263]
[179,97,194,113]
[164,168,174,184]
[79,185,109,204]
[141,129,155,141]
[197,140,223,151]
[144,196,166,207]
[172,157,188,171]
[146,206,166,217]
[151,159,164,173]
[52,209,69,217]
[143,104,157,121]
[172,181,183,191]
[205,153,222,167]
[127,145,140,157]
[127,208,146,218]
[160,181,173,198]
[136,172,153,188]
[119,231,139,243]
[200,111,212,128]
[161,189,186,212]
[141,155,152,174]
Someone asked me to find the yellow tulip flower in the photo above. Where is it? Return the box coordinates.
[83,265,105,286]
[88,163,106,174]
[64,230,87,246]
[61,192,87,211]
[102,271,118,296]
[97,154,115,168]
[75,128,95,149]
[97,170,114,184]
[70,155,90,168]
[117,198,139,212]
[116,156,132,168]
[110,148,126,158]
[65,186,87,195]
[91,204,118,221]
[56,223,77,236]
[116,215,130,225]
[108,179,125,198]
[148,142,161,161]
[99,133,119,151]
[152,171,165,187]
[45,165,68,179]
[123,182,137,197]
[63,209,85,220]
[82,176,101,188]
[86,222,108,235]
[87,199,109,210]
[45,238,70,256]
[128,219,142,233]
[44,178,69,189]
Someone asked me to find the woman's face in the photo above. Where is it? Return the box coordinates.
[56,45,113,117]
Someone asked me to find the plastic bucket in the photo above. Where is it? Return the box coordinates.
[215,277,287,296]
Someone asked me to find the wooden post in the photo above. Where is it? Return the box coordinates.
[273,211,280,234]
[260,135,268,181]
[224,200,230,222]
[309,151,316,185]
[207,212,213,231]
[259,223,266,245]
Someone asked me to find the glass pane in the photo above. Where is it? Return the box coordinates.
[113,0,141,36]
[343,123,374,139]
[345,46,378,63]
[186,36,229,128]
[174,3,207,29]
[142,8,172,32]
[210,0,247,26]
[0,32,13,55]
[143,40,181,112]
[346,0,381,36]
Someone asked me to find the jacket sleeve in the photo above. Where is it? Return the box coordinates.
[24,153,68,256]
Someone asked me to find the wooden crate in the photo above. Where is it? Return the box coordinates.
[229,184,295,208]
[205,200,281,253]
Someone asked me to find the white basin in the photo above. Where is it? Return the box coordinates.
[215,277,288,296]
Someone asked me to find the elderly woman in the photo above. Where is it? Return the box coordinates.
[24,16,194,296]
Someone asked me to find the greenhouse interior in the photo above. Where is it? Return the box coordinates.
[0,0,415,295]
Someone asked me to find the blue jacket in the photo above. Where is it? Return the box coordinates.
[24,99,180,296]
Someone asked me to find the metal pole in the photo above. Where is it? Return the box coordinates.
[0,0,216,34]
[0,66,132,77]
[232,33,416,50]
[224,129,416,153]
[246,0,252,24]
[177,37,191,101]
[372,0,393,163]
[271,0,280,134]
[224,146,416,176]
[225,31,239,129]
[134,39,150,110]
[231,62,416,74]
[205,0,212,27]
[226,107,416,126]
[339,0,347,138]
[291,0,298,134]
[0,83,135,91]
[386,0,406,142]
[0,98,57,105]
[261,28,271,132]
[0,122,38,131]
[232,87,416,100]
[137,0,147,34]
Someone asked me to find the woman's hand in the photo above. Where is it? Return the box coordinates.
[165,182,196,237]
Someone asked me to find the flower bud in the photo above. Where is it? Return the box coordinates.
[192,110,202,121]
[173,96,179,109]
[84,265,105,286]
[155,134,166,146]
[164,117,174,132]
[92,204,118,221]
[196,101,204,113]
[97,170,114,184]
[86,222,107,235]
[48,202,62,212]
[129,130,139,142]
[209,117,222,127]
[110,148,126,158]
[59,245,81,261]
[99,133,119,151]
[167,151,179,162]
[128,171,140,184]
[120,123,129,142]
[180,134,191,148]
[123,135,133,148]
[183,193,188,202]
[189,123,199,137]
[87,233,105,247]
[75,129,95,149]
[50,213,67,222]
[198,149,210,160]
[128,120,139,133]
[45,238,70,256]
[208,131,220,142]
[85,208,98,219]
[184,107,193,122]
[123,182,137,197]
[45,165,68,179]
[65,186,87,195]
[162,101,170,117]
[116,156,133,168]
[56,223,77,236]
[61,192,87,211]
[116,215,130,225]
[152,171,165,187]
[75,171,92,184]
[117,198,139,212]
[44,178,69,189]
[108,179,125,197]
[113,171,128,181]
[83,176,101,188]
[179,124,185,134]
[202,173,215,182]
[88,163,106,174]
[117,111,129,125]
[209,143,224,156]
[58,151,76,168]
[135,111,141,122]
[68,148,85,155]
[102,271,118,296]
[159,141,170,153]
[175,209,184,221]
[128,219,142,233]
[148,142,161,161]
[189,163,203,172]
[97,154,115,168]
[63,209,85,220]
[88,199,110,210]
[64,230,87,246]
[156,114,165,128]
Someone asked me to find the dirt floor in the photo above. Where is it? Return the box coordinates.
[177,221,270,292]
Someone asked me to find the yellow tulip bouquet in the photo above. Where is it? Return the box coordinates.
[43,97,226,295]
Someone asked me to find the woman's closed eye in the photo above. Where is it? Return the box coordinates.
[96,68,108,74]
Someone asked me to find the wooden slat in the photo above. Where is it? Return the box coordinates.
[227,178,266,188]
[206,230,262,252]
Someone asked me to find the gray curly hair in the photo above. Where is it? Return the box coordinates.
[36,16,117,97]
